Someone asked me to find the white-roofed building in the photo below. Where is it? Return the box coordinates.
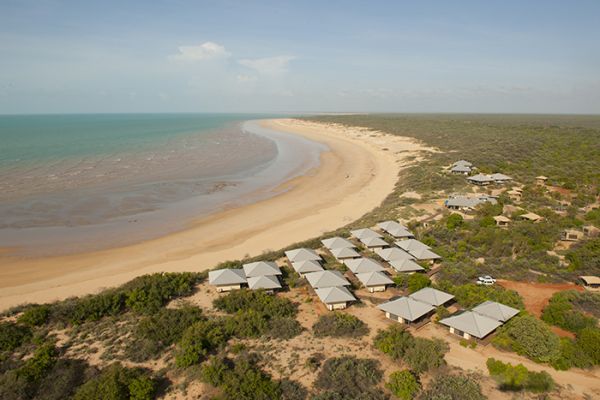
[208,269,247,292]
[344,257,385,274]
[315,286,357,310]
[285,248,321,263]
[395,239,430,252]
[292,260,324,277]
[409,287,454,307]
[350,228,382,240]
[388,258,425,273]
[242,261,282,277]
[375,247,415,262]
[355,271,394,292]
[247,275,282,292]
[408,247,442,264]
[305,270,350,289]
[439,311,503,340]
[378,297,435,324]
[321,237,355,250]
[472,301,519,322]
[330,246,361,261]
[359,236,389,249]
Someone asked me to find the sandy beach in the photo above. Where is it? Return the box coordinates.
[0,118,430,310]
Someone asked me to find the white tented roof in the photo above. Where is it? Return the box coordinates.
[356,271,394,287]
[344,257,385,274]
[315,286,356,304]
[378,297,434,322]
[247,275,282,290]
[292,260,324,274]
[285,248,321,263]
[242,261,282,277]
[388,258,425,273]
[375,247,415,261]
[322,237,355,250]
[305,270,350,288]
[409,287,454,306]
[440,311,502,339]
[472,301,519,322]
[209,269,247,286]
[350,228,382,240]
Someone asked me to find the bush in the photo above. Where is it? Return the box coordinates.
[312,313,369,338]
[373,325,414,360]
[407,274,431,294]
[279,379,307,400]
[552,337,594,370]
[386,370,420,400]
[17,305,50,327]
[268,317,303,340]
[0,322,31,352]
[493,315,560,363]
[576,327,600,365]
[403,338,448,374]
[73,363,156,400]
[175,319,231,368]
[213,289,296,318]
[446,214,464,230]
[126,306,203,361]
[486,358,554,393]
[419,373,485,400]
[541,290,598,333]
[447,283,524,309]
[314,356,385,400]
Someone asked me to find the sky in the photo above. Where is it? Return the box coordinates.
[1,0,599,114]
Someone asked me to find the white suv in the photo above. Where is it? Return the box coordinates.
[477,276,496,286]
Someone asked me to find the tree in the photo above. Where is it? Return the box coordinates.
[17,305,50,326]
[373,325,414,360]
[73,363,155,400]
[386,370,420,400]
[419,373,485,400]
[312,313,369,338]
[446,214,464,230]
[407,274,431,294]
[175,319,230,367]
[494,315,560,363]
[403,338,448,374]
[314,356,384,400]
[0,322,31,352]
[576,327,600,364]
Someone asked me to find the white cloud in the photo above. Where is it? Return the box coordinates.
[236,74,257,83]
[238,55,295,74]
[170,41,230,61]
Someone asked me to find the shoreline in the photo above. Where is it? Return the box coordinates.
[0,118,431,311]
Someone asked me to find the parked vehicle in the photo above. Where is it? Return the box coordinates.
[477,276,496,285]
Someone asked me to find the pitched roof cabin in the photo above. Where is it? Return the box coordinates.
[561,229,584,242]
[493,215,511,227]
[355,271,394,292]
[285,248,322,263]
[208,269,247,292]
[378,297,434,324]
[315,286,357,310]
[579,276,600,290]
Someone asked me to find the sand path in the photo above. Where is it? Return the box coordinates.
[0,119,431,310]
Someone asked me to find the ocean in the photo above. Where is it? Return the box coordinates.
[0,114,326,255]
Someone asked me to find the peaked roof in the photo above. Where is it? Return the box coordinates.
[490,173,512,181]
[378,297,434,322]
[440,311,502,339]
[356,271,394,287]
[377,220,407,232]
[242,261,281,277]
[409,287,454,306]
[292,260,324,274]
[285,248,321,263]
[247,275,282,290]
[493,215,511,222]
[359,236,388,248]
[468,174,494,182]
[350,228,382,239]
[520,212,542,221]
[315,286,356,304]
[209,269,247,285]
[388,258,425,273]
[408,247,442,261]
[386,227,415,238]
[322,237,355,250]
[472,301,519,322]
[344,257,385,274]
[330,247,361,259]
[395,239,430,252]
[305,270,350,288]
[453,160,473,167]
[375,247,415,261]
[451,165,472,172]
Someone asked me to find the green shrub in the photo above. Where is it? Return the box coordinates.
[373,325,414,360]
[312,313,369,338]
[268,317,303,339]
[446,214,464,230]
[279,379,307,400]
[314,356,384,400]
[175,319,230,368]
[493,315,560,363]
[0,322,31,352]
[447,283,524,309]
[419,373,485,400]
[541,290,598,333]
[576,327,600,365]
[17,344,57,383]
[17,305,50,327]
[213,289,297,318]
[403,338,448,374]
[486,358,554,393]
[407,274,431,294]
[552,337,594,370]
[73,363,156,400]
[386,370,420,400]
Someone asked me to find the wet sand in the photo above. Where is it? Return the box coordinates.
[0,118,432,310]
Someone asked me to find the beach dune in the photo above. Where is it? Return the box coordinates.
[0,119,430,310]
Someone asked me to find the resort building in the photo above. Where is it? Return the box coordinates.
[409,287,454,307]
[583,225,600,237]
[350,228,382,240]
[579,276,600,291]
[493,215,511,227]
[375,247,415,262]
[246,275,282,292]
[344,257,386,274]
[561,229,584,242]
[208,269,247,292]
[453,160,473,168]
[377,221,414,238]
[444,195,497,212]
[467,174,495,186]
[285,248,322,263]
[355,271,394,292]
[408,247,442,264]
[519,212,543,222]
[321,236,355,250]
[507,190,522,202]
[450,164,472,175]
[242,261,282,277]
[378,297,434,324]
[305,270,351,289]
[330,246,361,261]
[395,239,430,253]
[471,301,519,322]
[358,236,389,250]
[536,176,548,185]
[315,286,356,310]
[291,260,324,277]
[489,173,513,184]
[388,258,425,273]
[439,311,502,340]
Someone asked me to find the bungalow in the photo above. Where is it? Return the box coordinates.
[386,226,415,239]
[493,215,511,227]
[330,246,361,261]
[375,247,415,262]
[450,164,472,175]
[359,236,389,250]
[561,229,584,242]
[408,247,442,264]
[445,195,497,212]
[579,276,600,291]
[471,301,519,323]
[378,297,434,324]
[583,225,600,238]
[388,258,425,273]
[350,228,382,240]
[536,176,548,185]
[285,248,322,263]
[377,220,410,235]
[291,260,324,277]
[453,160,473,168]
[247,275,282,292]
[305,270,351,289]
[409,287,454,307]
[242,261,282,277]
[356,271,394,292]
[439,311,502,340]
[490,173,513,184]
[344,257,385,274]
[322,237,355,250]
[467,174,495,186]
[315,286,357,310]
[507,190,522,202]
[208,269,247,292]
[395,239,429,251]
[519,212,543,222]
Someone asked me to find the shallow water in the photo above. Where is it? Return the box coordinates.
[0,115,327,255]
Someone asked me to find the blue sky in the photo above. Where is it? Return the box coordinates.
[1,0,599,114]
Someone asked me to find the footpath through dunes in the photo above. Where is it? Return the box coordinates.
[0,118,434,310]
